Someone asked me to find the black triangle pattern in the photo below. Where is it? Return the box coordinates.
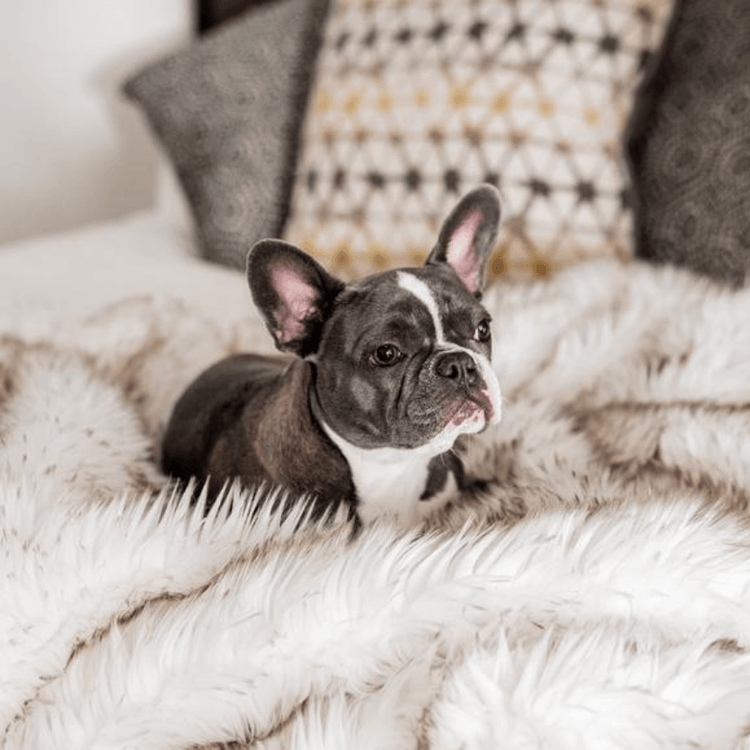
[283,0,673,281]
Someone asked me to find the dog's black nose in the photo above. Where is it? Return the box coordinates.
[435,351,480,387]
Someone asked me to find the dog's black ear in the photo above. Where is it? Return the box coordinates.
[426,184,501,296]
[247,240,345,357]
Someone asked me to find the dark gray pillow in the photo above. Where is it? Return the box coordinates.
[626,0,750,287]
[123,0,330,269]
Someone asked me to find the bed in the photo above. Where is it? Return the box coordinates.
[3,1,750,747]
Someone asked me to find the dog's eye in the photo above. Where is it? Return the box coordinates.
[474,319,491,343]
[371,344,402,366]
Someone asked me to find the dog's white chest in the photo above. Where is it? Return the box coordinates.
[322,425,455,526]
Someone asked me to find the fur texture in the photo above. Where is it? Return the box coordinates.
[4,259,750,748]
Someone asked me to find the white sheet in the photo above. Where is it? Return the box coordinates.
[0,210,257,329]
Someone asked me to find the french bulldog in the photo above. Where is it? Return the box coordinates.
[161,184,503,525]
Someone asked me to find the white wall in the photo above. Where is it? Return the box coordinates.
[0,1,192,245]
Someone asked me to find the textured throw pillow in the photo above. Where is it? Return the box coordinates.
[283,0,674,281]
[627,0,750,287]
[123,0,330,270]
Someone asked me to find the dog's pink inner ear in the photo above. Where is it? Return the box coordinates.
[271,264,318,344]
[446,209,483,293]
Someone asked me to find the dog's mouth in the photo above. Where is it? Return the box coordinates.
[446,389,495,429]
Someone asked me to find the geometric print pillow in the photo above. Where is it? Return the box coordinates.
[283,0,674,281]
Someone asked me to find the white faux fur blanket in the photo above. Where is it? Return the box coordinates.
[4,258,750,749]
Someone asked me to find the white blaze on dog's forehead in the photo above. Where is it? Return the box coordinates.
[397,271,445,342]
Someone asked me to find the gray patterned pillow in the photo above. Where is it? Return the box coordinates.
[627,0,750,286]
[123,0,330,269]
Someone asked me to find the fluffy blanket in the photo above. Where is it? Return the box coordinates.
[4,258,750,749]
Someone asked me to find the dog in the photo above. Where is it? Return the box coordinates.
[161,185,503,525]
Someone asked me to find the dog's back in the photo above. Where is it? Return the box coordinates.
[161,353,288,486]
[162,353,356,517]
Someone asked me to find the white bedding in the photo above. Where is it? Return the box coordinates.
[5,213,750,747]
[0,209,254,326]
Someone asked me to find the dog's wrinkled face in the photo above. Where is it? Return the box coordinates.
[247,184,503,457]
[314,264,501,452]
